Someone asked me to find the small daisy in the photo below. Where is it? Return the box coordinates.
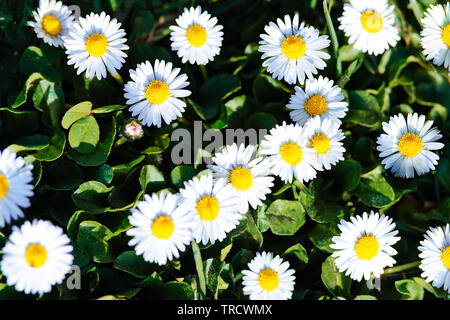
[178,173,241,245]
[287,76,348,126]
[0,149,34,227]
[64,11,129,80]
[330,211,400,282]
[258,14,330,85]
[121,118,144,141]
[28,0,74,48]
[242,251,295,300]
[126,192,195,266]
[207,143,274,214]
[169,6,223,65]
[123,60,191,128]
[338,0,400,56]
[418,224,450,293]
[259,121,321,184]
[303,116,346,170]
[376,113,444,178]
[421,3,450,71]
[1,220,73,295]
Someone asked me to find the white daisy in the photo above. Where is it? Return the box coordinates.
[376,113,444,178]
[418,224,450,293]
[259,121,321,184]
[0,149,34,227]
[242,251,295,300]
[126,192,195,266]
[64,11,129,80]
[303,116,346,170]
[1,220,73,295]
[169,6,223,65]
[330,211,400,282]
[338,0,400,56]
[28,0,74,48]
[178,173,241,245]
[421,3,450,71]
[123,60,191,128]
[207,143,274,214]
[258,14,330,85]
[287,76,348,126]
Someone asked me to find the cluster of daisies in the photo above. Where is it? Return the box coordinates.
[1,0,442,299]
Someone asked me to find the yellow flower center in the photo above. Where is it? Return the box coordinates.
[41,14,61,36]
[310,133,330,155]
[228,166,253,191]
[442,24,450,47]
[151,216,175,239]
[361,10,383,33]
[354,235,379,260]
[85,33,108,57]
[186,24,207,47]
[441,246,450,269]
[258,268,279,291]
[145,80,170,105]
[281,35,306,60]
[280,142,303,166]
[398,133,423,158]
[25,244,47,268]
[196,196,220,221]
[0,174,9,199]
[304,94,328,116]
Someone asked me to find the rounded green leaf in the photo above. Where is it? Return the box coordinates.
[170,165,195,189]
[265,200,306,236]
[62,101,92,129]
[113,250,156,278]
[68,115,100,154]
[72,181,113,211]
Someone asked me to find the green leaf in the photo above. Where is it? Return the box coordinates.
[161,281,195,300]
[265,200,306,236]
[72,181,113,211]
[395,279,424,300]
[252,73,291,104]
[11,73,43,108]
[33,80,65,127]
[170,165,195,189]
[19,46,61,82]
[332,160,362,193]
[46,159,83,191]
[91,104,128,114]
[281,243,309,271]
[77,220,115,263]
[354,295,377,300]
[235,213,263,250]
[353,165,395,208]
[139,165,165,193]
[412,277,448,299]
[321,256,352,299]
[68,115,100,154]
[299,190,342,223]
[204,258,222,298]
[113,251,156,278]
[344,90,381,128]
[32,128,66,161]
[8,134,49,153]
[308,223,339,253]
[244,112,277,130]
[68,118,116,167]
[62,101,93,129]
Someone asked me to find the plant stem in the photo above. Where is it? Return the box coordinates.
[323,0,342,77]
[191,241,207,299]
[112,136,127,151]
[109,69,124,86]
[199,64,208,81]
[382,261,420,276]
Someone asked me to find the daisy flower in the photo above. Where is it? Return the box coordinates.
[64,11,129,80]
[1,220,73,295]
[418,224,450,293]
[207,143,274,214]
[126,192,195,266]
[178,173,241,245]
[0,149,34,227]
[330,211,400,282]
[169,6,223,65]
[28,0,74,48]
[123,60,191,128]
[421,3,450,71]
[376,113,444,178]
[259,122,321,184]
[303,116,346,170]
[242,251,295,300]
[338,0,400,56]
[287,76,348,126]
[258,14,330,85]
